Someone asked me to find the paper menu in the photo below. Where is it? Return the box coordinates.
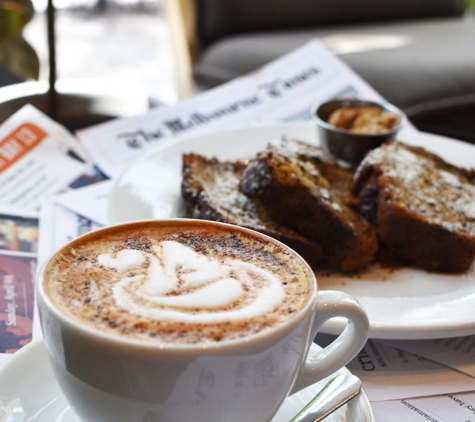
[372,392,475,422]
[77,41,388,178]
[383,337,475,378]
[0,105,89,210]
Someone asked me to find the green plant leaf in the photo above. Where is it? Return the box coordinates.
[0,33,39,80]
[0,0,34,40]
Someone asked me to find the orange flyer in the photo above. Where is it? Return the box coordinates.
[0,123,47,173]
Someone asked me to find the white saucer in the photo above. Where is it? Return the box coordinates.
[109,123,475,340]
[0,340,374,422]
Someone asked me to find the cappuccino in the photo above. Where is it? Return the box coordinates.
[44,221,313,344]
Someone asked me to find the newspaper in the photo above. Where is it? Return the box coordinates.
[382,337,475,378]
[372,392,475,422]
[316,335,475,402]
[77,41,388,178]
[347,341,475,402]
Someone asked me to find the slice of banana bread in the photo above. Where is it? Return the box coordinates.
[239,139,377,273]
[182,153,323,269]
[352,141,475,273]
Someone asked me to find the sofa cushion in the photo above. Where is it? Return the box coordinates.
[195,0,464,47]
[194,18,475,112]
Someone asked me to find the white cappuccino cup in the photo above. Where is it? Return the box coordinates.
[37,219,369,422]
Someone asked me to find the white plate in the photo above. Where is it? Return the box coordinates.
[110,123,475,340]
[0,340,374,422]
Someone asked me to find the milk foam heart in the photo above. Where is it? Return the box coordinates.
[97,241,285,323]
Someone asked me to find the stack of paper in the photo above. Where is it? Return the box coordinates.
[0,40,473,422]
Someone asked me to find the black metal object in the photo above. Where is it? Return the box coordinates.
[47,0,57,120]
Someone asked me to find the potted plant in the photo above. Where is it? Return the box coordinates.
[0,0,39,81]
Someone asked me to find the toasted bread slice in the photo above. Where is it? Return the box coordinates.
[352,141,475,273]
[239,139,377,273]
[182,153,322,269]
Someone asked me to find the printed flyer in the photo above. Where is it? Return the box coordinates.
[0,105,92,210]
[0,207,38,364]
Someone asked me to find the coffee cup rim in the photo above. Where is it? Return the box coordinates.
[37,218,318,351]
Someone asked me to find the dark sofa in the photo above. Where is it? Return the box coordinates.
[187,0,475,142]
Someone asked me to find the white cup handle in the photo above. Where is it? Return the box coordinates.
[290,290,369,394]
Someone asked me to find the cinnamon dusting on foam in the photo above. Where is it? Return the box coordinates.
[44,225,312,344]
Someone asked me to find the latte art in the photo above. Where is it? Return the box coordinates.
[44,222,312,343]
[98,241,285,324]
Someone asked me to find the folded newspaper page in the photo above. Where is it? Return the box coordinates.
[77,40,389,178]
